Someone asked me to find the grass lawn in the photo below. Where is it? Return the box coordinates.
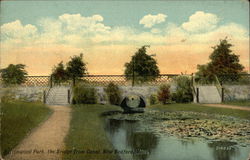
[0,101,52,156]
[223,100,250,107]
[63,104,121,160]
[150,103,250,120]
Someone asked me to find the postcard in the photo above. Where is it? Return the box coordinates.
[0,0,249,160]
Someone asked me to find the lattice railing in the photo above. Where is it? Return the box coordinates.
[22,76,50,86]
[218,74,250,85]
[193,74,250,85]
[0,76,51,87]
[0,74,180,87]
[1,74,249,87]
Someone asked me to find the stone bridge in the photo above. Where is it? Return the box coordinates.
[95,85,177,105]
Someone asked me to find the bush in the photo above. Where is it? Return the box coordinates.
[73,83,97,104]
[157,84,171,104]
[149,94,158,105]
[172,76,193,103]
[105,82,121,105]
[1,88,16,103]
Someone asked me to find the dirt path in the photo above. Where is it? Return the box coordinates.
[5,105,71,160]
[201,104,250,111]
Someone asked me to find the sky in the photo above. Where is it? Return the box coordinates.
[0,0,249,75]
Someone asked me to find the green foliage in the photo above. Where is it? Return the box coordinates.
[51,61,69,84]
[66,53,87,79]
[149,94,158,105]
[124,45,160,83]
[0,64,27,85]
[1,101,51,156]
[157,84,171,104]
[104,82,121,105]
[1,88,16,103]
[196,38,244,83]
[73,83,97,104]
[172,75,193,103]
[150,104,250,120]
[63,104,120,160]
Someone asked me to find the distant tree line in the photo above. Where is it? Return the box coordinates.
[0,38,246,86]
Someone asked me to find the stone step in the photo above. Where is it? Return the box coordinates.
[45,87,71,105]
[47,95,68,97]
[46,103,69,105]
[47,100,68,102]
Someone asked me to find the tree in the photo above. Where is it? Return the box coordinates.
[66,53,87,81]
[51,61,68,84]
[157,84,171,104]
[124,45,160,83]
[196,38,244,83]
[0,64,28,85]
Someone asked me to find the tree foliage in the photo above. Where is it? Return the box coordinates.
[157,84,171,104]
[105,82,121,105]
[172,75,193,103]
[66,53,87,79]
[196,38,244,83]
[124,45,160,83]
[51,61,68,84]
[0,64,27,85]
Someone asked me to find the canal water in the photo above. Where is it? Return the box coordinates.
[104,119,250,160]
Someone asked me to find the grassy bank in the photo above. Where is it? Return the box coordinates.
[223,100,250,107]
[150,103,250,120]
[1,101,51,156]
[63,104,121,160]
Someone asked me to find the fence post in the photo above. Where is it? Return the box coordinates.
[131,58,135,87]
[73,77,76,87]
[50,76,53,88]
[196,88,199,103]
[68,89,70,104]
[221,87,224,102]
[43,90,46,104]
[191,73,193,86]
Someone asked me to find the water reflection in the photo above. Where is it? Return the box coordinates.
[105,119,158,160]
[127,132,158,160]
[207,141,240,160]
[105,119,250,160]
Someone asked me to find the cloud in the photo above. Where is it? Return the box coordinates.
[151,28,161,34]
[139,14,167,28]
[59,13,110,34]
[1,13,248,49]
[189,23,249,44]
[1,12,247,48]
[1,20,37,40]
[182,11,219,33]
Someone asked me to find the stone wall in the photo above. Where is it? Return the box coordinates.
[223,85,250,101]
[1,84,248,104]
[0,87,48,102]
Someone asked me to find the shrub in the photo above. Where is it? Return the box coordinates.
[172,75,193,103]
[73,83,97,104]
[157,84,171,104]
[105,82,121,105]
[1,88,16,103]
[149,94,158,105]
